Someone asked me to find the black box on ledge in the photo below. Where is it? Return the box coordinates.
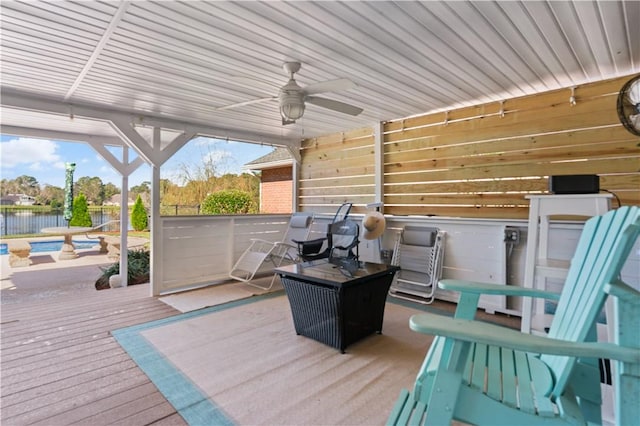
[549,175,599,194]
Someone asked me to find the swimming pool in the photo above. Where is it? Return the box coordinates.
[0,240,98,255]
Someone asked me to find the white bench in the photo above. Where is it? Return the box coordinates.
[8,240,32,267]
[103,236,148,260]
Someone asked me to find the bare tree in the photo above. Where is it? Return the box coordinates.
[2,175,40,196]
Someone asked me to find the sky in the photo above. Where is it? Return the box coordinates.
[0,134,276,190]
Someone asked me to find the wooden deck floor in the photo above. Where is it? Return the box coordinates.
[1,282,186,426]
[0,252,522,426]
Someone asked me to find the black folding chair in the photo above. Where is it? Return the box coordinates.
[294,203,352,261]
[327,219,360,276]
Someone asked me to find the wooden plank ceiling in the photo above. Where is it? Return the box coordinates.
[0,0,639,145]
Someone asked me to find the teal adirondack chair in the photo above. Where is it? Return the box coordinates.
[387,206,640,426]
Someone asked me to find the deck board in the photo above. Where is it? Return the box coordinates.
[1,282,187,426]
[1,258,522,425]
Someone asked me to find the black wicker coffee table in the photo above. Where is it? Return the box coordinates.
[275,261,399,353]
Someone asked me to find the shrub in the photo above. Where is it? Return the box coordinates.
[201,189,257,214]
[69,193,92,227]
[95,248,150,290]
[131,194,148,231]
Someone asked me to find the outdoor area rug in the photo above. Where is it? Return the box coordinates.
[158,277,282,313]
[113,293,448,425]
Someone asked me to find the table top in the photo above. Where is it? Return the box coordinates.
[41,226,95,234]
[276,260,399,287]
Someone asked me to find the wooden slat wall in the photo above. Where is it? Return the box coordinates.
[299,127,377,215]
[299,74,640,219]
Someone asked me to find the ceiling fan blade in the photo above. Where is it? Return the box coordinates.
[216,96,276,111]
[304,78,355,95]
[629,80,640,103]
[306,96,363,116]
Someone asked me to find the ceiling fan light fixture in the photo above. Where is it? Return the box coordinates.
[217,61,362,123]
[280,102,305,121]
[279,93,305,121]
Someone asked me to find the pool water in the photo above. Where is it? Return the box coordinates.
[0,240,98,255]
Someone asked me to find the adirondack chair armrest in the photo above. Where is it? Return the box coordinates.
[409,312,640,364]
[605,280,640,305]
[439,279,561,300]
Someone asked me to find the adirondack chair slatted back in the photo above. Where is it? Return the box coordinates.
[543,206,640,399]
[386,206,639,426]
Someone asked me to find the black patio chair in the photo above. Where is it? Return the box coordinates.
[294,203,352,261]
[327,219,360,276]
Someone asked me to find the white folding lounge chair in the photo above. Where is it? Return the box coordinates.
[229,212,313,290]
[389,226,445,304]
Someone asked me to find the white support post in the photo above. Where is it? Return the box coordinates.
[358,122,386,263]
[292,159,299,213]
[119,147,129,287]
[150,162,162,296]
[150,127,163,296]
[373,122,384,213]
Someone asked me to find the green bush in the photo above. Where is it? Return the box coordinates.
[69,193,92,227]
[95,248,150,290]
[131,194,148,231]
[201,189,257,214]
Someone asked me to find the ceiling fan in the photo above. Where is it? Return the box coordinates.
[217,62,364,125]
[617,74,640,137]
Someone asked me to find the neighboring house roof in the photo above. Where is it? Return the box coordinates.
[242,148,293,171]
[104,194,136,206]
[1,194,36,205]
[1,195,20,204]
[0,197,18,205]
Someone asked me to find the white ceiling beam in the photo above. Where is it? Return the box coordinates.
[0,125,125,146]
[159,131,198,166]
[110,120,200,168]
[132,116,299,150]
[86,140,146,177]
[64,2,130,100]
[1,89,300,149]
[285,146,301,164]
[109,117,158,165]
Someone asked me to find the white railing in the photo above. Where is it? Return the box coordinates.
[156,215,292,294]
[154,214,640,317]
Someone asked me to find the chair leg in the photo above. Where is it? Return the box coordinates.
[241,249,294,291]
[420,338,469,425]
[422,368,463,426]
[388,287,436,305]
[242,273,279,291]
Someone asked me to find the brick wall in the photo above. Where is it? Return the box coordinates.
[260,166,292,213]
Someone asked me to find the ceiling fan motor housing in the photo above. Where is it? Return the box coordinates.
[617,74,640,137]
